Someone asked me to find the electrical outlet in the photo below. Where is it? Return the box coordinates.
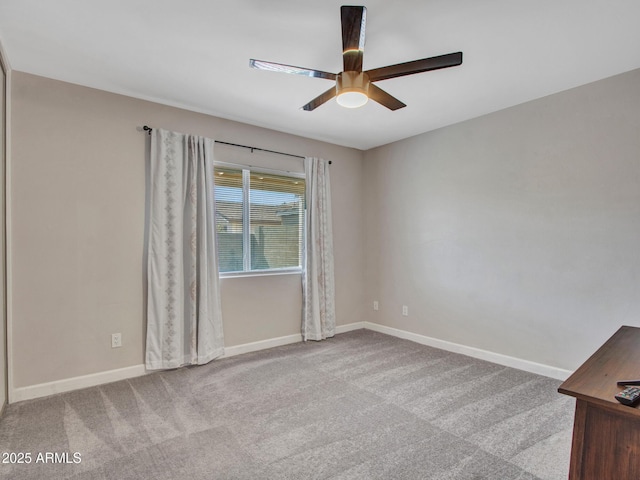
[111,333,122,348]
[402,305,408,316]
[373,300,379,311]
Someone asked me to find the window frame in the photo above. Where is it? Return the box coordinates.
[213,161,306,278]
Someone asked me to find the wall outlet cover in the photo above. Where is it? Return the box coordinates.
[111,333,122,348]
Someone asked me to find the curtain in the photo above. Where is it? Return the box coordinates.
[146,128,224,369]
[302,157,336,341]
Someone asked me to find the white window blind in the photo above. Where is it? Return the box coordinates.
[214,166,305,274]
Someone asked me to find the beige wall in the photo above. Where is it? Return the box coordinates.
[10,72,365,389]
[364,68,640,372]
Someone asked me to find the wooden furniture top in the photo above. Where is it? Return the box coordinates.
[559,325,640,416]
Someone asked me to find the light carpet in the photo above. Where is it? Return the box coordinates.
[0,330,575,479]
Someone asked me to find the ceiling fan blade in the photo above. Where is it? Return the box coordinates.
[301,87,337,111]
[366,52,463,82]
[250,59,337,80]
[368,84,406,111]
[341,6,366,72]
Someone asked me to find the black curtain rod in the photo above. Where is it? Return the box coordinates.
[142,126,330,164]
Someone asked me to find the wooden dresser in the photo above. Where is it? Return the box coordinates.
[559,326,640,479]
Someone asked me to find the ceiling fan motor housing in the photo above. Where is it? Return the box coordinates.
[336,71,370,108]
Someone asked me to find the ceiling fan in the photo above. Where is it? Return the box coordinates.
[250,5,463,111]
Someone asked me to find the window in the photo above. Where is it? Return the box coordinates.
[214,166,305,274]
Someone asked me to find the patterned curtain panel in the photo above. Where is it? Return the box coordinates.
[146,128,224,369]
[302,157,336,341]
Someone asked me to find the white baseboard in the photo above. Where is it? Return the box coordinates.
[363,322,572,381]
[221,322,366,358]
[222,333,302,358]
[336,322,366,334]
[9,320,569,403]
[11,364,147,403]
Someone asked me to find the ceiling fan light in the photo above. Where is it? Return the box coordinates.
[336,71,370,109]
[337,90,369,108]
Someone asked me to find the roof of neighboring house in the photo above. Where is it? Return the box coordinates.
[215,201,301,225]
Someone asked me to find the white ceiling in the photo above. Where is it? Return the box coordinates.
[1,0,639,150]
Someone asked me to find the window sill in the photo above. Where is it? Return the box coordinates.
[220,268,303,279]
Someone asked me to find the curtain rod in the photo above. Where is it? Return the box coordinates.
[142,126,331,164]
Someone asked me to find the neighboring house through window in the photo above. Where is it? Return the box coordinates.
[214,166,305,274]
